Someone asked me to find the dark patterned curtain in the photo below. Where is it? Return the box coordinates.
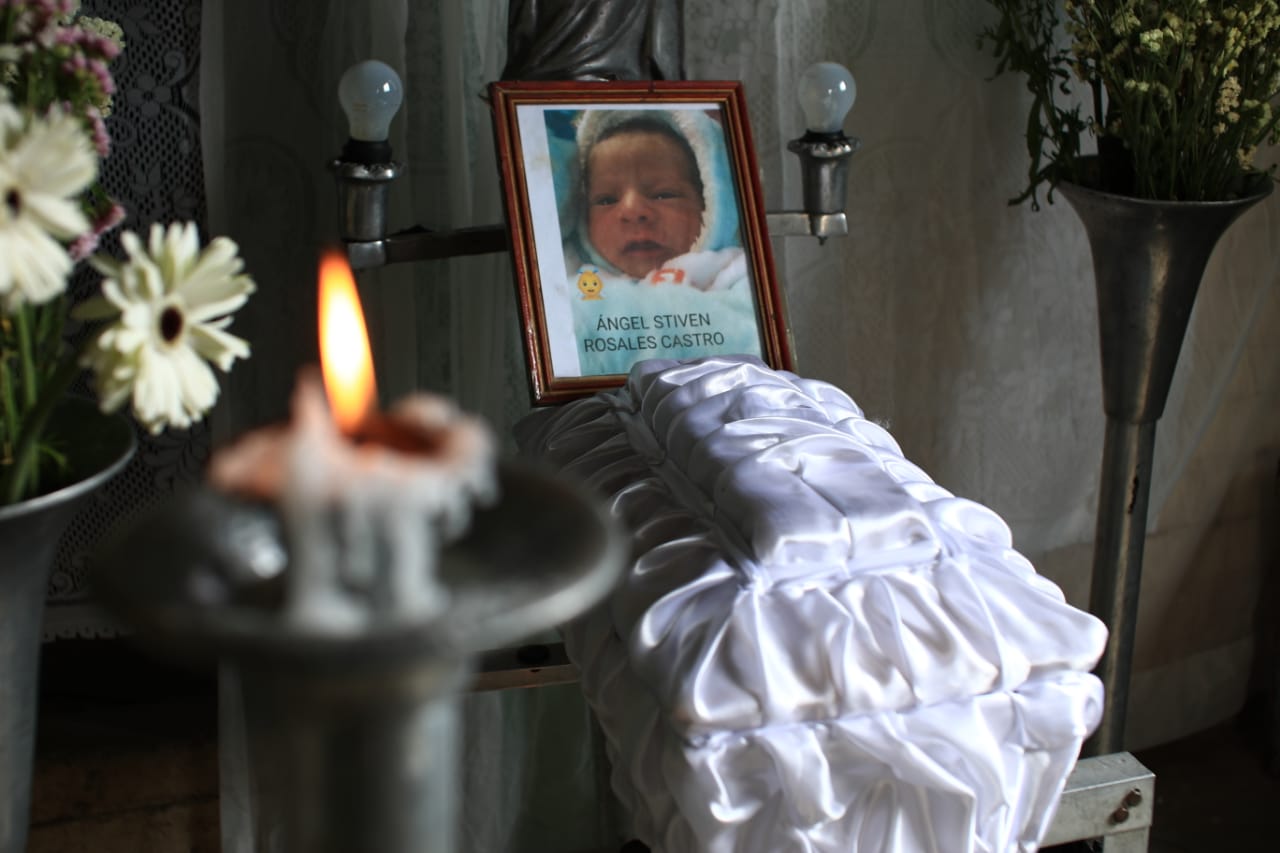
[45,0,209,639]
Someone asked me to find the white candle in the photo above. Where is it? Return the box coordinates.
[208,252,497,632]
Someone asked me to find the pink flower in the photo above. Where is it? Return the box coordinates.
[67,231,100,262]
[85,106,110,156]
[68,202,126,262]
[88,58,115,96]
[53,23,122,61]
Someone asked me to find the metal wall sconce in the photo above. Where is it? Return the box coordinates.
[329,60,860,271]
[778,61,861,240]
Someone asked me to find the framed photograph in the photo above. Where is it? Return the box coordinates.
[490,80,792,405]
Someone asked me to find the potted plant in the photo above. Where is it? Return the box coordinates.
[981,0,1279,205]
[980,0,1278,754]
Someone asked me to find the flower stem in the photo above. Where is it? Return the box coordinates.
[14,305,38,409]
[0,353,85,505]
[0,356,17,461]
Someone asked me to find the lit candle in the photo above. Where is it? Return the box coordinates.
[209,250,497,631]
[317,250,378,434]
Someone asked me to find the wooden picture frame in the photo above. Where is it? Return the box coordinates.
[490,80,792,405]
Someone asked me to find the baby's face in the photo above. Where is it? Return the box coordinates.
[586,130,704,279]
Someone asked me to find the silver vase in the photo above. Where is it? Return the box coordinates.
[1057,162,1273,755]
[0,397,135,853]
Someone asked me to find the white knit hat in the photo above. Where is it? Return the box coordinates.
[570,108,740,274]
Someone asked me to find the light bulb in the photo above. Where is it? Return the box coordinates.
[338,60,404,142]
[797,62,856,135]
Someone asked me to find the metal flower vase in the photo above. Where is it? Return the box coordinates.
[0,397,135,853]
[1057,163,1273,756]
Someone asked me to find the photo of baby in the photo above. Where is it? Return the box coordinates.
[581,114,709,279]
[491,81,787,401]
[545,106,764,376]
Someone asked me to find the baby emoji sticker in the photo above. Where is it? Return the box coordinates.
[577,265,604,300]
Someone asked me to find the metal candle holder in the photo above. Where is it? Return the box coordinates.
[329,160,400,243]
[93,463,625,853]
[781,130,861,242]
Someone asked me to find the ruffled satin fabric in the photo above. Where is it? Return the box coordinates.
[516,356,1107,853]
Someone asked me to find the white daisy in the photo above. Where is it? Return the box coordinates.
[0,100,98,311]
[76,222,256,433]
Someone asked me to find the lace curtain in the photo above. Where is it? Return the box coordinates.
[44,0,211,639]
[199,0,1278,848]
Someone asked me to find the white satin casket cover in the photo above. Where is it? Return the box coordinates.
[515,357,1108,853]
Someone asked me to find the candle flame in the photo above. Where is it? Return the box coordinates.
[318,250,377,435]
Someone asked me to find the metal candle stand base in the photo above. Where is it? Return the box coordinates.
[231,655,467,852]
[94,464,626,853]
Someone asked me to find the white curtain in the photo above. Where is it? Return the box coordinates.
[202,0,1280,846]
